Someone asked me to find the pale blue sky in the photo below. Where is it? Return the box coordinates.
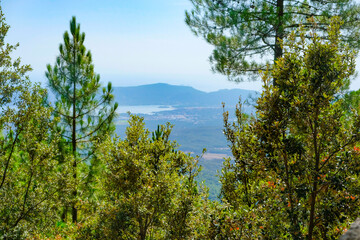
[2,0,360,92]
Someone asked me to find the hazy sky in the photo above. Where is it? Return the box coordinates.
[2,0,360,92]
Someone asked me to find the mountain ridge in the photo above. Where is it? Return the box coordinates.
[112,83,259,107]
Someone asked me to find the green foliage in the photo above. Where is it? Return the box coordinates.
[0,83,72,239]
[3,2,360,239]
[0,8,31,108]
[342,88,360,116]
[0,7,70,238]
[220,18,360,239]
[46,16,118,223]
[46,16,118,158]
[80,115,209,239]
[197,158,223,200]
[185,0,360,82]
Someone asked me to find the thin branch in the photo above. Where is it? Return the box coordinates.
[0,129,21,190]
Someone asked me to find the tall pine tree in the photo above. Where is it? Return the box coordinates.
[186,0,360,82]
[46,16,118,223]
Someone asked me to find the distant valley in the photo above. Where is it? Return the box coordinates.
[48,83,259,199]
[113,83,258,154]
[113,83,258,107]
[112,83,259,199]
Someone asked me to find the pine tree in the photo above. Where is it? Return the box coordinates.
[185,0,360,82]
[46,16,118,223]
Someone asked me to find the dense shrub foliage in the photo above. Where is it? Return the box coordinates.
[1,4,360,240]
[76,115,207,239]
[221,18,360,239]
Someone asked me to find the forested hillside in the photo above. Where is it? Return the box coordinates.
[2,1,360,239]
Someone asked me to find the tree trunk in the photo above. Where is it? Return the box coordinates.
[72,68,77,223]
[61,206,68,222]
[274,0,284,85]
[308,119,320,239]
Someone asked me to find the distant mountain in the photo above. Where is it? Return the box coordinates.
[112,83,258,107]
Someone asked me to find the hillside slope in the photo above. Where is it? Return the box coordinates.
[112,83,258,107]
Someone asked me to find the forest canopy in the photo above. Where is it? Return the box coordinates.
[186,0,360,82]
[0,3,360,240]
